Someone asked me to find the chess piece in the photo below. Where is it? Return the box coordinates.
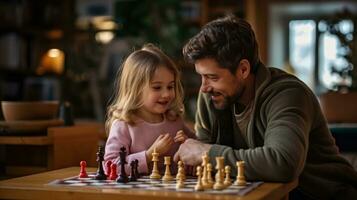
[201,152,209,188]
[129,160,137,181]
[224,165,232,186]
[206,163,214,188]
[194,166,204,191]
[150,148,161,179]
[213,157,225,190]
[108,163,118,180]
[79,160,88,178]
[175,161,185,189]
[176,161,186,181]
[162,156,174,181]
[134,159,140,178]
[234,161,247,186]
[105,160,112,176]
[176,178,185,189]
[116,146,129,183]
[95,146,107,180]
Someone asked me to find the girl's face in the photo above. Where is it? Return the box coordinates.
[139,66,175,122]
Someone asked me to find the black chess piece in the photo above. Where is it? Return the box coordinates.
[116,146,129,183]
[129,160,137,181]
[134,159,140,178]
[95,146,107,180]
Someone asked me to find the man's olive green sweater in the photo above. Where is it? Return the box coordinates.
[195,63,357,199]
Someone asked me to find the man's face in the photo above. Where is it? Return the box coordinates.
[195,58,243,110]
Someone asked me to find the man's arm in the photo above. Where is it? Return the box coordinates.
[176,85,314,182]
[209,86,314,182]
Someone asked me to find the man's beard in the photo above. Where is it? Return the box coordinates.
[211,90,241,110]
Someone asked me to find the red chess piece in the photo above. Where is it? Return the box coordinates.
[106,160,112,176]
[79,160,88,178]
[108,163,118,180]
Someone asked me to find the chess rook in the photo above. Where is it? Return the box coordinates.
[162,156,174,181]
[234,161,247,186]
[213,157,225,190]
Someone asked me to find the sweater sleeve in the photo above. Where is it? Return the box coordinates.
[195,92,214,143]
[209,86,314,182]
[104,120,149,174]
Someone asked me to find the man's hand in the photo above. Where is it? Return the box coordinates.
[173,138,212,166]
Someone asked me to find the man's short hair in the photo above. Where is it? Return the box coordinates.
[183,15,260,74]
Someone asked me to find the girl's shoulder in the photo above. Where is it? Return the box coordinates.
[110,119,131,130]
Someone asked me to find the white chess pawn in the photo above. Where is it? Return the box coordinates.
[194,166,204,191]
[176,161,186,181]
[162,156,174,181]
[234,161,246,186]
[206,163,214,189]
[223,165,232,186]
[176,178,185,189]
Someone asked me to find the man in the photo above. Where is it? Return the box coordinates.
[174,15,357,199]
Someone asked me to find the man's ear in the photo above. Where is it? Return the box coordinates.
[235,59,251,79]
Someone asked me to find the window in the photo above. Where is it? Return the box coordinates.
[289,19,354,91]
[289,20,315,89]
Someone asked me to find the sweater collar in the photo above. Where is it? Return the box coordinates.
[254,62,272,100]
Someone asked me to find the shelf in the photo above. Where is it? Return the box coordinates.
[0,136,52,145]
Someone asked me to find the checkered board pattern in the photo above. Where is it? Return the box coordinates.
[48,173,263,196]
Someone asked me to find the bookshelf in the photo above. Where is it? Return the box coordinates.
[0,0,74,102]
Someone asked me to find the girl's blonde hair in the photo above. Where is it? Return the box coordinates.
[105,44,184,133]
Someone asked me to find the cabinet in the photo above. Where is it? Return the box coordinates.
[0,124,102,178]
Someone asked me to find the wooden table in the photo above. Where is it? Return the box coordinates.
[0,167,298,200]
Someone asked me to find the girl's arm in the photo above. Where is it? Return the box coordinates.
[104,120,149,175]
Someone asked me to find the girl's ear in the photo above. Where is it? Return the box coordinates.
[235,59,251,79]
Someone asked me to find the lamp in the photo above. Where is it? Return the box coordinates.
[37,48,65,75]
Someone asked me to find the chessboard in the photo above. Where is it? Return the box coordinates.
[48,173,263,196]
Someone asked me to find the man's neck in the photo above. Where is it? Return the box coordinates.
[238,74,256,107]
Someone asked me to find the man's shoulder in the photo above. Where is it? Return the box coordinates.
[266,67,309,90]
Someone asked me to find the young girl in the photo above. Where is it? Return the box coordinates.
[104,44,195,175]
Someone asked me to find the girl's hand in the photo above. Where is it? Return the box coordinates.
[146,133,173,161]
[174,130,188,143]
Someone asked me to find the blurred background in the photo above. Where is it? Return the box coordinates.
[1,0,357,179]
[1,0,357,124]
